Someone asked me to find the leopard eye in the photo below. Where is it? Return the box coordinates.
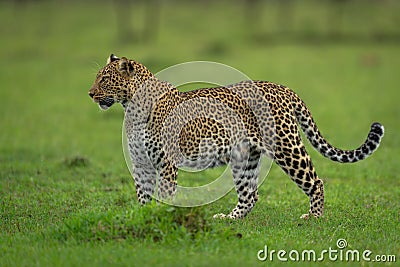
[99,75,110,83]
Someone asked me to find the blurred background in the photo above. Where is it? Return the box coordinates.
[0,0,399,175]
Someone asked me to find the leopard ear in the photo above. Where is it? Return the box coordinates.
[107,54,120,64]
[118,57,134,77]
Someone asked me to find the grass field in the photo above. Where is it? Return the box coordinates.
[0,0,399,266]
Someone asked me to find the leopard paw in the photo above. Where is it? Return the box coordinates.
[213,213,227,219]
[300,213,310,220]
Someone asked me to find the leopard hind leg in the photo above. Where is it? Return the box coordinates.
[275,144,324,219]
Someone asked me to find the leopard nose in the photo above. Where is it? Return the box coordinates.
[89,86,97,98]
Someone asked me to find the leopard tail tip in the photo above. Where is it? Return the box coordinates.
[371,122,384,138]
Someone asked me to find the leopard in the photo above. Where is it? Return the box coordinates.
[89,54,384,219]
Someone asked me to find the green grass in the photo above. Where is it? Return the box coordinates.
[1,0,399,266]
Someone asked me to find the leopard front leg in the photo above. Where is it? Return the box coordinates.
[132,159,177,204]
[157,161,178,200]
[132,164,157,205]
[214,142,261,219]
[127,130,157,205]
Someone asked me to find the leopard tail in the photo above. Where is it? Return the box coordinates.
[291,93,384,163]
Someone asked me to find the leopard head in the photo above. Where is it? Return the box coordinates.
[89,54,153,110]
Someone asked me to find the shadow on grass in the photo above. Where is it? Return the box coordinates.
[56,203,239,244]
[63,155,90,169]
